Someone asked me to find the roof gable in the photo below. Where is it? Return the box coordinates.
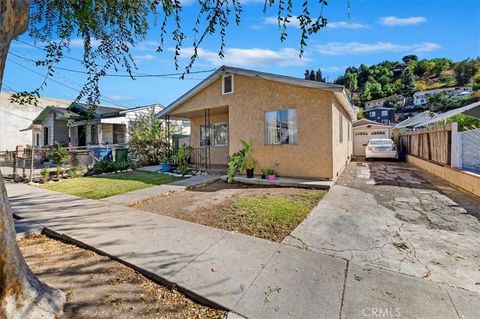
[157,65,355,121]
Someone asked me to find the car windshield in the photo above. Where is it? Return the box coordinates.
[369,139,394,146]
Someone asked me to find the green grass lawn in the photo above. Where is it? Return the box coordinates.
[42,171,181,199]
[221,190,326,242]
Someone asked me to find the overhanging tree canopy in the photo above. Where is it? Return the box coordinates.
[0,1,334,318]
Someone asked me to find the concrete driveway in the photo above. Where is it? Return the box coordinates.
[284,161,480,293]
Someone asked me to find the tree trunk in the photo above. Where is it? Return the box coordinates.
[1,1,65,318]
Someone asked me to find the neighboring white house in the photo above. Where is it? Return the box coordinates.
[413,86,473,106]
[364,95,406,110]
[0,92,69,150]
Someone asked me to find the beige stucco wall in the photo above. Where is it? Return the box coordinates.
[331,102,353,179]
[406,155,480,197]
[170,74,352,179]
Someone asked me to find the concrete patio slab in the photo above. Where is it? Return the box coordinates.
[170,232,281,310]
[341,263,460,319]
[225,175,332,189]
[234,244,347,319]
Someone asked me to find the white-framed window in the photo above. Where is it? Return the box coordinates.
[212,123,228,146]
[35,133,40,146]
[371,131,386,135]
[222,74,234,94]
[264,108,298,145]
[339,112,344,143]
[355,132,368,136]
[381,110,388,116]
[369,111,375,117]
[382,119,389,125]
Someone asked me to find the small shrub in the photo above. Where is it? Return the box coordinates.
[172,145,193,176]
[70,167,78,178]
[49,143,70,164]
[92,159,131,175]
[41,167,50,183]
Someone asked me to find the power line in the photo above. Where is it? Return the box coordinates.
[6,57,129,107]
[13,40,215,78]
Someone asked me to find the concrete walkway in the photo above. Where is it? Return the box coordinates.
[8,178,478,318]
[102,174,220,206]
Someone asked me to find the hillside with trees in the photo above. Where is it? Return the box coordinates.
[330,56,480,110]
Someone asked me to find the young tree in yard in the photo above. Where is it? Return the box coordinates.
[0,1,331,317]
[128,108,172,167]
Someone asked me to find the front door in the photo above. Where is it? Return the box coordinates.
[78,125,86,146]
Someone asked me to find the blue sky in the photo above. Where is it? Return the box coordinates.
[3,0,480,108]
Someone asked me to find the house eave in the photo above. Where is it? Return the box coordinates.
[156,65,350,119]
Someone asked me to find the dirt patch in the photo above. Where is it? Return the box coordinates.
[133,181,326,242]
[18,234,224,319]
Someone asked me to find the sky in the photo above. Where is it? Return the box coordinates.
[3,0,480,108]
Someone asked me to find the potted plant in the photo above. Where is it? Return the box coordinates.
[160,155,172,172]
[260,168,268,179]
[240,140,256,178]
[264,163,279,181]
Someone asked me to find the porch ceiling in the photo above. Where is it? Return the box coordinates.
[169,105,228,119]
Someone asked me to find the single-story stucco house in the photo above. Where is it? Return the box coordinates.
[156,66,356,180]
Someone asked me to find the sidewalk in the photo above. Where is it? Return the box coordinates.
[8,182,476,318]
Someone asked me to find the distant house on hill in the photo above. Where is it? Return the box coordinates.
[0,91,70,151]
[365,107,396,125]
[413,86,472,106]
[364,95,406,110]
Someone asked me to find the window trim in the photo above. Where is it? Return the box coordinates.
[264,108,298,145]
[222,74,234,95]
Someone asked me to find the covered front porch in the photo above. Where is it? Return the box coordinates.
[68,118,127,148]
[164,105,229,173]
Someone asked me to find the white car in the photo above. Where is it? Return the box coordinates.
[365,138,398,160]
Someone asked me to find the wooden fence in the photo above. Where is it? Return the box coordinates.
[399,123,454,165]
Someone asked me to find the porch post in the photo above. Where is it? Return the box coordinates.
[166,115,171,157]
[207,108,211,170]
[98,124,103,145]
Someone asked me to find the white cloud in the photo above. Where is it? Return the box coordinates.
[262,17,367,29]
[315,41,441,55]
[133,54,156,62]
[174,47,309,67]
[326,21,368,29]
[379,16,427,26]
